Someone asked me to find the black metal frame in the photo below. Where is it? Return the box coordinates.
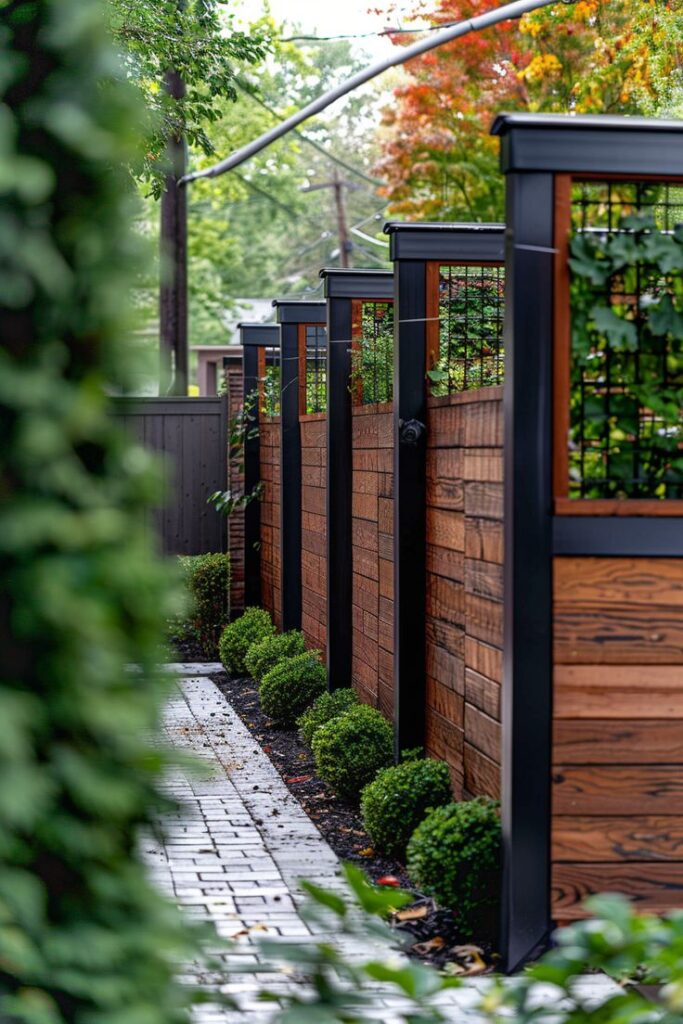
[321,270,393,691]
[272,300,326,632]
[239,322,280,608]
[385,223,505,759]
[491,111,683,972]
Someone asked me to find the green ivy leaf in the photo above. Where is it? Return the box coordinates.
[589,305,638,351]
[648,295,683,338]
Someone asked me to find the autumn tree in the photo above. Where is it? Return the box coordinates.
[374,0,683,221]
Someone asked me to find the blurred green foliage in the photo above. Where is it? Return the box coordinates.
[0,0,203,1020]
[178,553,231,657]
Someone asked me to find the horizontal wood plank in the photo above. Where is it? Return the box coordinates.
[553,719,683,762]
[552,815,683,862]
[554,665,683,718]
[552,862,683,919]
[553,764,683,815]
[555,558,683,607]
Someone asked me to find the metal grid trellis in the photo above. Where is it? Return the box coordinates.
[352,300,394,405]
[262,346,281,417]
[568,179,683,500]
[431,264,505,395]
[303,325,327,414]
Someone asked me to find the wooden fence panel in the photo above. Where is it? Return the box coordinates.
[351,403,394,718]
[300,414,327,655]
[259,416,282,629]
[113,397,227,557]
[425,388,503,798]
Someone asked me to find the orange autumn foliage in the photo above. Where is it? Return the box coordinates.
[374,0,683,221]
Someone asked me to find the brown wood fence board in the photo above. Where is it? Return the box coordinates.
[552,765,683,816]
[552,816,683,862]
[553,719,683,762]
[552,863,683,920]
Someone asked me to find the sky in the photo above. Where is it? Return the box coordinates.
[235,0,424,61]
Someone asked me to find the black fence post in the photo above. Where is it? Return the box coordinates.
[321,269,393,692]
[239,322,280,610]
[392,259,428,758]
[273,301,326,633]
[386,225,506,763]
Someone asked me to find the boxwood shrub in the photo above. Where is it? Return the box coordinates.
[312,704,393,801]
[360,757,452,860]
[406,798,501,937]
[218,607,275,676]
[259,651,327,725]
[245,629,306,683]
[180,552,231,658]
[297,688,359,747]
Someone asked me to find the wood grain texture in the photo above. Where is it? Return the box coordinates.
[554,665,683,718]
[554,719,683,762]
[552,816,683,862]
[552,863,683,919]
[553,765,683,815]
[555,558,683,607]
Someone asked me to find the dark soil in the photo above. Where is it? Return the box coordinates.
[212,669,499,974]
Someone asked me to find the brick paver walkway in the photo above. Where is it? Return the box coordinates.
[145,668,618,1023]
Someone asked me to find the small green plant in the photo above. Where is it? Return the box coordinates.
[208,388,263,516]
[245,630,307,683]
[361,757,452,860]
[297,688,360,747]
[406,798,501,937]
[218,607,275,676]
[259,651,327,725]
[178,553,231,658]
[312,704,393,801]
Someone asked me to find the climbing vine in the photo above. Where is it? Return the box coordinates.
[568,202,683,499]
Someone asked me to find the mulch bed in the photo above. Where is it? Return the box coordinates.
[212,669,498,975]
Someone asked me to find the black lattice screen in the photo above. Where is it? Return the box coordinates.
[431,265,505,396]
[569,180,683,499]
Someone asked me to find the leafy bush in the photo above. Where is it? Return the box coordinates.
[312,704,394,801]
[218,607,275,675]
[245,629,306,683]
[361,757,452,860]
[406,798,501,936]
[259,652,327,725]
[0,1,199,1019]
[180,552,231,658]
[297,688,359,747]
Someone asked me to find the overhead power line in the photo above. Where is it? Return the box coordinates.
[234,78,383,188]
[282,22,460,43]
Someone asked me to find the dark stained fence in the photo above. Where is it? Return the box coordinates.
[113,397,228,555]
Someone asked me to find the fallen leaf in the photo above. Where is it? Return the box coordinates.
[262,745,272,753]
[357,847,374,857]
[394,905,429,923]
[412,936,445,955]
[376,875,401,888]
[286,775,312,785]
[443,962,466,976]
[450,944,488,975]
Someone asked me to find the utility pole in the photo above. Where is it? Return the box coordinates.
[301,170,356,268]
[159,68,188,396]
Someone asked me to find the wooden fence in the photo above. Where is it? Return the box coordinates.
[239,115,683,973]
[113,397,227,556]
